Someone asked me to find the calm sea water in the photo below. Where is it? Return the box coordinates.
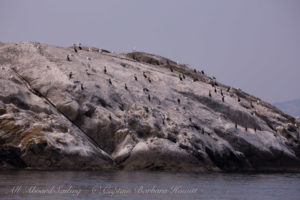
[0,170,299,200]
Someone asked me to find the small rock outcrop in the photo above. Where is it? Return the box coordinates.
[0,42,299,172]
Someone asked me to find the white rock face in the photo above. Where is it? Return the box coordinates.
[0,42,299,172]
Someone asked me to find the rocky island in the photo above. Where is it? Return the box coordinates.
[0,42,299,172]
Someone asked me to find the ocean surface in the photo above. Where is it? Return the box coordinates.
[0,170,299,200]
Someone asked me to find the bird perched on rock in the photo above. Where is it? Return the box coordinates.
[73,44,78,53]
[69,72,72,79]
[125,84,128,90]
[222,96,224,102]
[134,75,138,81]
[67,55,71,61]
[78,43,82,50]
[148,78,152,83]
[182,74,185,79]
[143,72,147,78]
[108,78,112,85]
[221,90,223,96]
[104,66,107,74]
[235,123,238,129]
[81,83,84,90]
[214,88,217,93]
[170,67,174,72]
[209,91,212,97]
[179,75,183,81]
[148,94,151,101]
[177,98,181,104]
[201,70,205,75]
[238,97,241,102]
[194,69,197,73]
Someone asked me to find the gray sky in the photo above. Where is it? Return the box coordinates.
[1,0,299,103]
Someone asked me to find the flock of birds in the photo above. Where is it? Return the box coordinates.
[64,43,260,136]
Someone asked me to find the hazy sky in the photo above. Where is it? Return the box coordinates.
[1,0,299,103]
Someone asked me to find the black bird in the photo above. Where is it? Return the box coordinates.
[251,102,254,108]
[104,66,107,74]
[79,43,82,50]
[209,91,212,97]
[254,127,257,132]
[108,114,112,121]
[245,127,248,132]
[143,88,149,92]
[212,76,216,80]
[125,84,128,90]
[143,72,147,78]
[182,74,185,79]
[177,98,181,104]
[81,83,84,90]
[69,72,72,79]
[221,90,223,96]
[189,117,192,122]
[214,88,217,93]
[148,94,151,101]
[67,55,71,61]
[201,70,205,74]
[144,107,149,113]
[148,78,152,83]
[235,123,238,129]
[108,78,112,85]
[74,46,78,53]
[238,97,241,102]
[179,75,183,81]
[222,96,224,102]
[194,69,197,73]
[134,75,138,81]
[227,87,230,92]
[170,67,174,72]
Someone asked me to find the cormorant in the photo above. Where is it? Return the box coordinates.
[179,75,183,81]
[69,72,72,79]
[177,98,181,104]
[209,91,212,97]
[108,78,112,85]
[104,66,107,74]
[125,84,128,90]
[143,72,147,78]
[74,45,78,53]
[134,75,138,81]
[67,55,71,61]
